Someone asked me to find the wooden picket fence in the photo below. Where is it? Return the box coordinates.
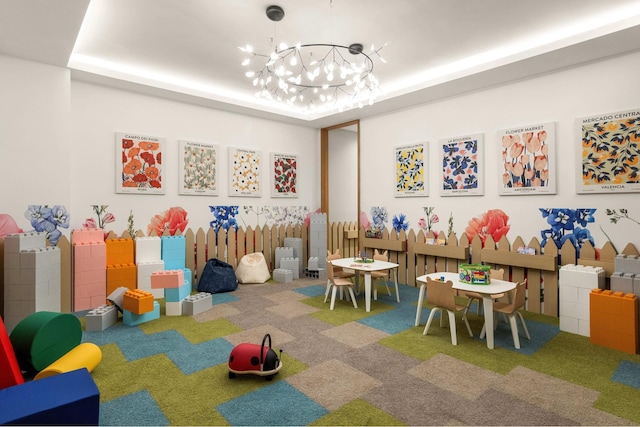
[1,222,638,317]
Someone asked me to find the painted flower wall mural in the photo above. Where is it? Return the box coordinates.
[24,205,70,246]
[147,207,188,236]
[539,208,595,256]
[210,205,240,233]
[465,209,510,246]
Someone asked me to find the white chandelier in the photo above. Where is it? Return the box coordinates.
[239,5,386,114]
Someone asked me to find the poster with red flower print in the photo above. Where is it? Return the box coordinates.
[577,108,640,194]
[498,122,556,195]
[116,133,165,194]
[271,153,298,198]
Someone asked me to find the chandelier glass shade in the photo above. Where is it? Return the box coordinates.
[240,41,384,113]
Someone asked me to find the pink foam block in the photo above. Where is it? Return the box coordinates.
[150,269,185,289]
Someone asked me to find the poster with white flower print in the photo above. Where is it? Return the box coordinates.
[394,143,427,197]
[498,122,556,195]
[271,153,298,198]
[178,140,219,196]
[440,134,483,196]
[229,147,262,197]
[577,108,640,194]
[116,132,165,194]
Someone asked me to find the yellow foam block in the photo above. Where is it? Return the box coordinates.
[34,343,102,380]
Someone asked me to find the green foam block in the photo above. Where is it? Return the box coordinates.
[9,312,82,373]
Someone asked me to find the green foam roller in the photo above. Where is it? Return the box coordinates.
[9,312,82,373]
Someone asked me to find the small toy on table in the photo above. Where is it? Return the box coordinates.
[458,264,491,285]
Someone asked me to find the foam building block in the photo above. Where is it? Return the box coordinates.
[9,312,82,373]
[151,269,185,289]
[161,235,186,270]
[137,260,165,298]
[106,263,137,296]
[305,267,326,279]
[0,316,24,390]
[280,257,300,279]
[106,238,134,266]
[164,280,191,303]
[106,286,130,312]
[85,304,118,331]
[274,247,293,269]
[309,213,327,268]
[165,301,183,316]
[308,257,319,270]
[72,232,107,311]
[273,268,293,283]
[123,301,160,326]
[559,264,605,337]
[183,292,212,316]
[0,368,100,425]
[284,237,304,275]
[615,254,640,275]
[3,235,61,332]
[135,236,162,263]
[122,289,155,314]
[610,272,636,294]
[590,289,638,354]
[34,342,102,380]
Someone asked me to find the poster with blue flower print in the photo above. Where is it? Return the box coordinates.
[576,108,640,194]
[498,122,556,196]
[440,133,483,196]
[394,143,427,197]
[178,140,219,196]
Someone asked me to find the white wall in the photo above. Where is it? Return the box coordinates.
[70,82,320,233]
[0,55,72,216]
[360,50,640,251]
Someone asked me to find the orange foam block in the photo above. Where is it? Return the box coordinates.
[122,289,154,314]
[106,238,134,266]
[150,270,184,289]
[106,264,137,296]
[590,289,638,354]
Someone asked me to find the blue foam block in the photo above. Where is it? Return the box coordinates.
[123,301,160,326]
[0,368,99,425]
[164,281,191,302]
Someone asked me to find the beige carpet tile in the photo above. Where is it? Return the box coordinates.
[263,289,310,303]
[498,366,636,426]
[321,321,390,349]
[225,303,291,330]
[338,342,422,383]
[286,358,382,411]
[409,353,503,401]
[192,303,241,323]
[471,388,576,426]
[223,324,296,348]
[265,300,320,319]
[363,374,469,426]
[280,333,354,366]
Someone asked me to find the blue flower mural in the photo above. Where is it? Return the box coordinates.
[539,208,595,256]
[209,205,239,233]
[24,205,70,246]
[392,213,409,233]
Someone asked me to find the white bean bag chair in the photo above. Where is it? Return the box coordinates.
[235,252,271,284]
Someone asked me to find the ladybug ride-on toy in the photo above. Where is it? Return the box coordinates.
[228,333,282,381]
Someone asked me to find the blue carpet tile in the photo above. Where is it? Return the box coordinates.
[611,360,640,389]
[216,380,328,425]
[100,390,169,426]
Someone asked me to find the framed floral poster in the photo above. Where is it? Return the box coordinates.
[178,140,219,196]
[116,132,165,194]
[229,147,262,197]
[271,153,298,198]
[394,143,427,197]
[440,133,483,196]
[577,108,640,194]
[498,122,556,195]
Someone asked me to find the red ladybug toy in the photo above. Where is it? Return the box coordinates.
[228,333,282,381]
